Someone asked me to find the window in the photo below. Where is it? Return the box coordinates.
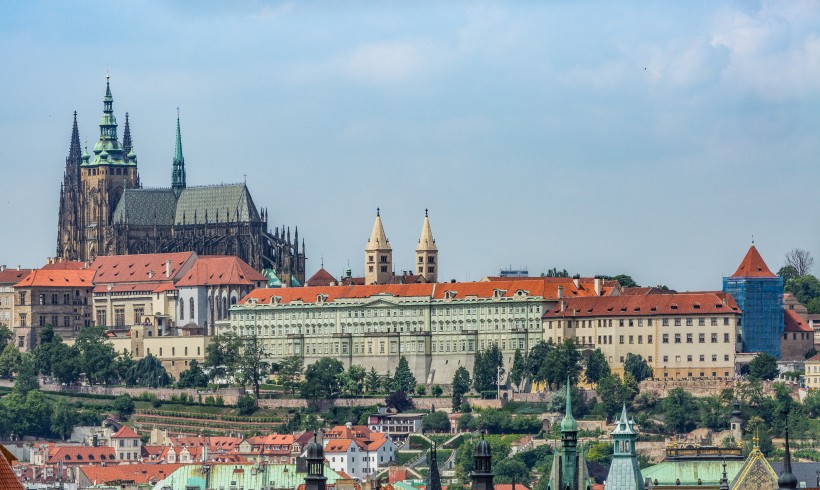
[179,299,184,320]
[189,298,194,320]
[662,318,668,326]
[674,334,681,343]
[380,266,388,273]
[687,355,692,362]
[64,316,70,328]
[648,335,653,344]
[674,318,681,326]
[711,317,718,326]
[662,334,669,344]
[686,333,693,343]
[51,293,58,305]
[115,308,125,327]
[711,333,718,343]
[699,355,705,362]
[712,354,717,362]
[97,310,106,326]
[698,318,705,326]
[699,333,705,343]
[638,335,643,344]
[64,293,70,305]
[619,335,624,344]
[724,333,730,343]
[724,355,730,361]
[134,307,144,325]
[629,335,634,344]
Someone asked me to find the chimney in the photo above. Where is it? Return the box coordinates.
[16,265,20,271]
[557,286,564,299]
[594,278,602,296]
[166,260,172,278]
[560,300,566,312]
[0,265,5,272]
[572,277,580,289]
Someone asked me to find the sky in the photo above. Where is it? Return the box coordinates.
[0,0,819,290]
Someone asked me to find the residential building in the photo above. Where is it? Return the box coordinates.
[367,409,424,439]
[781,309,815,361]
[722,245,784,357]
[805,354,820,389]
[111,425,142,462]
[0,266,31,328]
[55,79,305,284]
[13,266,95,351]
[322,425,396,479]
[228,277,618,383]
[542,292,741,379]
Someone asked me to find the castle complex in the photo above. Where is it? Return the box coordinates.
[56,77,305,285]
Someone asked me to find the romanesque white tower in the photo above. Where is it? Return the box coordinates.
[416,209,438,282]
[365,209,393,285]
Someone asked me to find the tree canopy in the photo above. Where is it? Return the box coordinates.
[301,357,344,400]
[748,353,778,381]
[623,353,653,382]
[452,366,471,409]
[393,356,417,393]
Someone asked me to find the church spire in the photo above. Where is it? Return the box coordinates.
[172,109,186,196]
[778,427,798,490]
[68,111,82,169]
[365,208,393,285]
[89,74,126,166]
[122,112,134,162]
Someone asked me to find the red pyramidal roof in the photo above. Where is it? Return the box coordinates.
[731,245,777,278]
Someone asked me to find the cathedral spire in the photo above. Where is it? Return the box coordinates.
[122,112,133,162]
[68,111,82,168]
[778,427,798,490]
[89,74,126,166]
[172,109,186,196]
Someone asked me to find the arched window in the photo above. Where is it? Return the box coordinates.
[179,299,184,320]
[222,297,228,319]
[189,298,194,320]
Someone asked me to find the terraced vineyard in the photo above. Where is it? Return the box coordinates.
[131,409,290,436]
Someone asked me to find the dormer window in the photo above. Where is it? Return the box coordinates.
[515,289,528,297]
[492,289,506,298]
[444,291,457,300]
[317,294,328,303]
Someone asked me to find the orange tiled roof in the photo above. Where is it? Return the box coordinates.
[543,292,740,318]
[730,245,777,278]
[46,446,116,464]
[175,256,266,287]
[15,269,95,288]
[324,440,353,452]
[78,463,182,485]
[112,425,140,439]
[807,353,820,362]
[494,485,530,490]
[0,447,22,489]
[306,268,337,287]
[242,278,615,306]
[0,268,32,284]
[784,309,813,333]
[92,252,195,284]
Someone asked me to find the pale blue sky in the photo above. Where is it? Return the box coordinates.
[0,1,818,290]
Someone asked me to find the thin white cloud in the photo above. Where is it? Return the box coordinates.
[340,40,427,83]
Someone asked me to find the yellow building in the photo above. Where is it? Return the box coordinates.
[542,291,741,379]
[805,353,820,389]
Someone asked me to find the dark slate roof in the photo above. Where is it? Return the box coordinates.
[112,184,262,227]
[769,462,820,489]
[175,184,260,225]
[112,188,177,226]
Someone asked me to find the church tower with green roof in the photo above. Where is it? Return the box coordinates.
[605,404,644,490]
[548,379,592,490]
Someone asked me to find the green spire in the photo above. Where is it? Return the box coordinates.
[87,74,128,166]
[560,377,577,432]
[172,109,186,196]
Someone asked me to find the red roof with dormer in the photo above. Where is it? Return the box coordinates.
[543,292,740,318]
[15,269,95,288]
[175,256,266,287]
[731,245,777,278]
[92,252,195,284]
[306,268,337,287]
[78,463,182,486]
[784,309,813,333]
[112,425,140,439]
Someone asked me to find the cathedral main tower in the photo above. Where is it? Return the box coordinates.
[365,209,393,285]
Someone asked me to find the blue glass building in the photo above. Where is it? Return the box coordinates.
[722,246,784,357]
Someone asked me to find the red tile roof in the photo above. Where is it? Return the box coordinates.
[784,309,813,333]
[494,484,530,490]
[46,446,116,464]
[0,447,22,489]
[807,353,820,362]
[543,292,740,318]
[306,268,337,287]
[730,245,777,278]
[112,425,140,439]
[41,260,87,270]
[0,268,32,284]
[242,278,615,306]
[91,252,196,284]
[15,269,95,288]
[175,256,266,287]
[621,287,676,295]
[78,463,182,485]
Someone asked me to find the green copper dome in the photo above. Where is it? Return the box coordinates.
[560,377,577,432]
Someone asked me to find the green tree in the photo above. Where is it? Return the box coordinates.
[385,391,413,412]
[33,324,61,376]
[301,357,344,400]
[806,298,820,315]
[595,374,636,421]
[663,388,698,433]
[75,325,117,385]
[494,459,529,484]
[748,353,778,381]
[204,333,241,382]
[510,349,526,391]
[238,334,269,403]
[455,435,511,484]
[237,395,257,415]
[784,274,820,306]
[339,365,366,397]
[50,401,76,440]
[778,265,799,282]
[381,370,394,393]
[113,395,135,417]
[544,268,570,278]
[473,344,504,393]
[0,343,21,379]
[585,348,610,383]
[527,340,553,385]
[601,274,638,288]
[277,355,304,395]
[124,354,172,388]
[623,353,653,383]
[422,411,451,432]
[415,384,427,396]
[14,354,39,396]
[0,325,11,352]
[393,356,417,393]
[452,366,471,409]
[365,367,381,394]
[431,384,443,397]
[699,396,729,431]
[177,360,209,388]
[51,343,82,385]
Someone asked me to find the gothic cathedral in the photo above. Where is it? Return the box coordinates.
[56,77,306,285]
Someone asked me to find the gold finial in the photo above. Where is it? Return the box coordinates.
[752,431,759,448]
